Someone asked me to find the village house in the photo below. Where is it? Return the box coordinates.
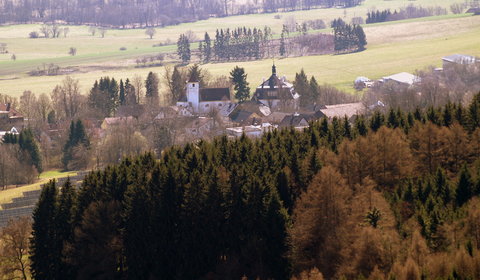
[101,116,136,130]
[176,77,232,115]
[0,103,24,132]
[252,64,300,112]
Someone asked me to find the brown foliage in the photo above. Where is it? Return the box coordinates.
[0,217,32,280]
[289,166,351,278]
[408,122,447,174]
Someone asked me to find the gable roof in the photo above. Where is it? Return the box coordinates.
[280,115,309,127]
[199,88,230,102]
[253,66,298,100]
[442,54,477,64]
[382,72,420,85]
[320,102,364,119]
[0,103,22,118]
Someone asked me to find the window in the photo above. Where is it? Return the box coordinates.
[205,104,209,107]
[192,84,195,87]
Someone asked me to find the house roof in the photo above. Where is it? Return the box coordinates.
[230,110,254,123]
[103,116,135,126]
[320,102,364,119]
[199,88,230,102]
[382,72,420,85]
[442,54,477,64]
[253,66,298,100]
[279,115,309,127]
[0,103,22,117]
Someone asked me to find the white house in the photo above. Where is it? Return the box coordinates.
[176,77,231,115]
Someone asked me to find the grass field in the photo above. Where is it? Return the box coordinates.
[0,0,478,96]
[0,170,77,209]
[0,15,478,95]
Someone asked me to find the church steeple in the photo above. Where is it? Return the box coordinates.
[272,63,277,76]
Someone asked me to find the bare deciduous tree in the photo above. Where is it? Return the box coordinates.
[0,217,32,280]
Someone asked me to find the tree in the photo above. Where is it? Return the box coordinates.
[62,120,90,170]
[132,74,144,104]
[230,66,250,102]
[99,28,107,38]
[145,71,159,103]
[279,31,286,56]
[51,76,84,120]
[203,32,212,62]
[18,128,43,173]
[145,27,156,39]
[164,66,185,104]
[68,47,77,56]
[88,26,97,36]
[0,217,32,280]
[456,165,473,207]
[30,181,58,280]
[177,34,191,63]
[354,25,367,50]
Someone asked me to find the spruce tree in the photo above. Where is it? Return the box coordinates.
[30,180,59,280]
[230,66,250,103]
[145,71,159,103]
[56,179,77,278]
[456,165,473,207]
[119,79,125,106]
[177,34,191,63]
[203,32,211,63]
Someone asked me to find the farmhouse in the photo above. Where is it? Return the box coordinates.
[381,72,420,86]
[176,77,231,115]
[252,64,300,112]
[442,54,478,68]
[0,103,24,131]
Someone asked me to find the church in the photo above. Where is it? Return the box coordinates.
[176,77,231,115]
[252,64,300,111]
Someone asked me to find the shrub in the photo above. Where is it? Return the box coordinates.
[274,14,282,19]
[119,47,127,51]
[69,47,77,56]
[29,31,39,38]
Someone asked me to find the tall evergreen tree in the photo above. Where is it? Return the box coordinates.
[119,79,125,106]
[203,32,212,63]
[145,71,159,103]
[230,66,250,103]
[30,180,58,280]
[456,165,473,207]
[177,34,191,63]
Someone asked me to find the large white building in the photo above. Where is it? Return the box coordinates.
[176,78,231,115]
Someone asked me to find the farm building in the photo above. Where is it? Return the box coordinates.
[381,72,420,86]
[442,54,478,68]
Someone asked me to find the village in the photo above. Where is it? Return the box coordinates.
[1,53,478,152]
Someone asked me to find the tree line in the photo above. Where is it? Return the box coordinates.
[366,5,447,24]
[0,0,363,27]
[28,92,480,279]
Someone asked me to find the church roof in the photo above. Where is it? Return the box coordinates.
[253,64,297,100]
[199,88,230,102]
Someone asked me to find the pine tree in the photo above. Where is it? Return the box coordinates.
[145,71,159,103]
[177,34,191,63]
[230,66,250,102]
[18,128,43,173]
[30,180,59,280]
[119,79,125,106]
[456,165,473,207]
[203,32,211,63]
[354,25,367,51]
[56,179,77,278]
[279,31,286,56]
[62,120,89,170]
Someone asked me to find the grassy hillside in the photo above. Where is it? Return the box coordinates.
[0,15,478,96]
[0,0,478,97]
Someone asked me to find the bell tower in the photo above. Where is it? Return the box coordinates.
[186,80,200,113]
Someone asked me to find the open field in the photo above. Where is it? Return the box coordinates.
[0,170,77,209]
[0,14,478,96]
[0,0,478,96]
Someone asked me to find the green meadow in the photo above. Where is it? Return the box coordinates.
[0,0,478,96]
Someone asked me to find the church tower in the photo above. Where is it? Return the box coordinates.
[186,78,200,113]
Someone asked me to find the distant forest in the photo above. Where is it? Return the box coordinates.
[0,0,363,27]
